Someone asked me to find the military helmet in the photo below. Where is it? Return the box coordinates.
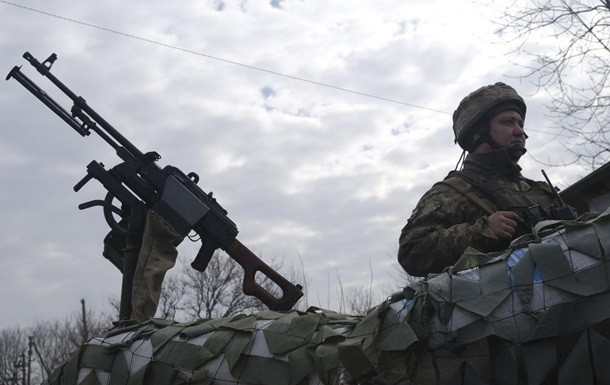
[452,82,526,151]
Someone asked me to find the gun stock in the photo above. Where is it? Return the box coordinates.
[225,239,303,311]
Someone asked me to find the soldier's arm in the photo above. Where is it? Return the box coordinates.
[398,184,503,277]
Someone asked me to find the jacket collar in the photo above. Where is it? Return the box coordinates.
[464,149,522,179]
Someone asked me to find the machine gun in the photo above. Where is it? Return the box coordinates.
[541,169,579,220]
[7,52,303,315]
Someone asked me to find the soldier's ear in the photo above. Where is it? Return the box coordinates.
[469,130,482,151]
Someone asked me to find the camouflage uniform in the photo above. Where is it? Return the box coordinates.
[398,148,556,277]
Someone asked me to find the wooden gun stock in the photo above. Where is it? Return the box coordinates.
[225,240,303,311]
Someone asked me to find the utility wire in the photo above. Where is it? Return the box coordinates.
[0,0,451,114]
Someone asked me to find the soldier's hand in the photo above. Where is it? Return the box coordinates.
[487,211,522,239]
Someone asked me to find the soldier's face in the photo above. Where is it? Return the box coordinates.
[473,110,527,161]
[488,110,526,149]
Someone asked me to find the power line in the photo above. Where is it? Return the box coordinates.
[0,0,451,115]
[0,0,577,141]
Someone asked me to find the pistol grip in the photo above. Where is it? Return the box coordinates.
[191,239,219,272]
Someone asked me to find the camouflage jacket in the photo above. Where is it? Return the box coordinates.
[398,149,556,277]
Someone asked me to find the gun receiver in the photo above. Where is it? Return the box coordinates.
[7,52,303,311]
[541,169,578,221]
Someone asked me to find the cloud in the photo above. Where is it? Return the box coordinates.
[270,0,284,9]
[0,0,593,327]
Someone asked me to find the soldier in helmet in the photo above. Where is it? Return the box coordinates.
[398,82,558,277]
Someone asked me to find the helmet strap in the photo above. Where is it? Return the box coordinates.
[507,144,527,161]
[470,126,527,161]
[454,149,467,171]
[469,126,501,152]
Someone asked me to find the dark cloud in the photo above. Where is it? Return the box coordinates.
[213,0,226,11]
[270,0,284,9]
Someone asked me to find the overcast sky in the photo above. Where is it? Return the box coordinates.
[0,0,591,327]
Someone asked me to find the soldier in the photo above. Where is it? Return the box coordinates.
[398,82,558,277]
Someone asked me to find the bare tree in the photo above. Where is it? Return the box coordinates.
[64,301,110,349]
[0,326,59,385]
[28,320,78,382]
[175,252,285,320]
[0,300,114,385]
[105,295,121,323]
[344,286,375,316]
[494,0,610,168]
[333,261,385,316]
[156,275,186,319]
[0,326,26,385]
[285,251,311,311]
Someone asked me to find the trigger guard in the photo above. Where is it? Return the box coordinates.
[103,192,129,236]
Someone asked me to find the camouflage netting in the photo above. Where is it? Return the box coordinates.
[46,208,610,385]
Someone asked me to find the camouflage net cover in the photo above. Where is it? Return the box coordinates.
[46,208,610,385]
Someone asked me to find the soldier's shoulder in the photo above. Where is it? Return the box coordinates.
[519,175,554,193]
[426,175,473,198]
[407,180,469,219]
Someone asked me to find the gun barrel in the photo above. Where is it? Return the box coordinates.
[21,52,146,160]
[7,65,90,136]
